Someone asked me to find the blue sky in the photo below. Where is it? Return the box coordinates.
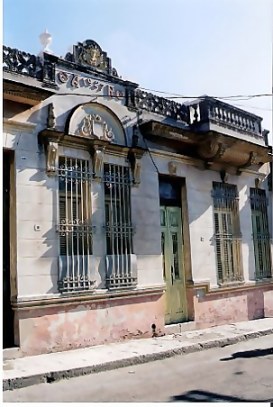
[3,0,273,143]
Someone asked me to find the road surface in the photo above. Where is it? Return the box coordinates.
[4,333,273,402]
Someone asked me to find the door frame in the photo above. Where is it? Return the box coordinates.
[3,149,18,348]
[161,205,188,324]
[159,175,193,323]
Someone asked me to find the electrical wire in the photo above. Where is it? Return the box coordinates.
[138,87,273,101]
[138,86,272,100]
[5,87,273,102]
[232,103,272,112]
[143,137,160,174]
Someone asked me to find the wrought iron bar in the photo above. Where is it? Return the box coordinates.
[57,157,94,292]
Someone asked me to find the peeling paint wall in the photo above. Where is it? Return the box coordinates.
[192,286,273,328]
[16,294,165,355]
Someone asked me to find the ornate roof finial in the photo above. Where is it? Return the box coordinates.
[39,29,53,57]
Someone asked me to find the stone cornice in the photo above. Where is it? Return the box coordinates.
[12,286,165,311]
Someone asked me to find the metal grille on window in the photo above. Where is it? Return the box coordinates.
[104,163,136,289]
[250,188,272,279]
[57,157,94,292]
[212,182,243,284]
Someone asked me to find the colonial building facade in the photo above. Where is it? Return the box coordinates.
[3,40,273,355]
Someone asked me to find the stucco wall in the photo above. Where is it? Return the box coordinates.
[190,285,273,328]
[16,293,165,356]
[3,95,272,355]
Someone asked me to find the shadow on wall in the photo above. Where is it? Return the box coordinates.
[170,389,273,403]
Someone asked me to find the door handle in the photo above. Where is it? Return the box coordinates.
[171,265,174,285]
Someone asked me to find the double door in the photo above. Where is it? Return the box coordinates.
[160,206,187,324]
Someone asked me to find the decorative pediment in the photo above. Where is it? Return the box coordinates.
[65,40,118,77]
[67,102,126,145]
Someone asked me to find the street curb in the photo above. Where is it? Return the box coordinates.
[3,328,273,391]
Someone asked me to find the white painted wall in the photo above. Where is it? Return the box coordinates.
[4,94,272,300]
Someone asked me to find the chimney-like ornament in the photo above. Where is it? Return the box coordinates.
[39,29,53,57]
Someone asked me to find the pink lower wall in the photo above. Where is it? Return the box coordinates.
[17,293,165,356]
[191,285,273,328]
[15,285,272,355]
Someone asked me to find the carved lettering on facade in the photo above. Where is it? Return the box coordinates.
[78,114,115,142]
[57,71,69,83]
[56,70,124,99]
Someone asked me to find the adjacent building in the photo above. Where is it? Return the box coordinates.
[3,39,273,355]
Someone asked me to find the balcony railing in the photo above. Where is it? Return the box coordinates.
[3,46,42,78]
[3,46,266,140]
[189,96,263,138]
[134,89,189,123]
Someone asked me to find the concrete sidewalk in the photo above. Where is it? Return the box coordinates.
[3,318,273,391]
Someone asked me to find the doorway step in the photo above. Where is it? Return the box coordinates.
[164,321,197,335]
[3,347,23,361]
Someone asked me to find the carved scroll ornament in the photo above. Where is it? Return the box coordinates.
[198,140,227,161]
[78,114,115,142]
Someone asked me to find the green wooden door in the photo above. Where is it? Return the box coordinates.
[160,206,187,324]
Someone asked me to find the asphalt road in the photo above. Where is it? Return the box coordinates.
[4,334,273,402]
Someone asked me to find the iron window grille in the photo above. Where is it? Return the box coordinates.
[103,163,137,289]
[250,188,272,279]
[212,182,243,284]
[57,157,95,292]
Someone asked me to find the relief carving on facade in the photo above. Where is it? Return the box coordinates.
[168,161,177,175]
[78,114,115,142]
[91,146,105,180]
[65,40,119,77]
[237,151,259,175]
[46,141,58,176]
[78,45,106,69]
[198,140,227,160]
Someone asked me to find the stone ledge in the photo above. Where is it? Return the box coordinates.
[12,285,165,310]
[188,279,273,296]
